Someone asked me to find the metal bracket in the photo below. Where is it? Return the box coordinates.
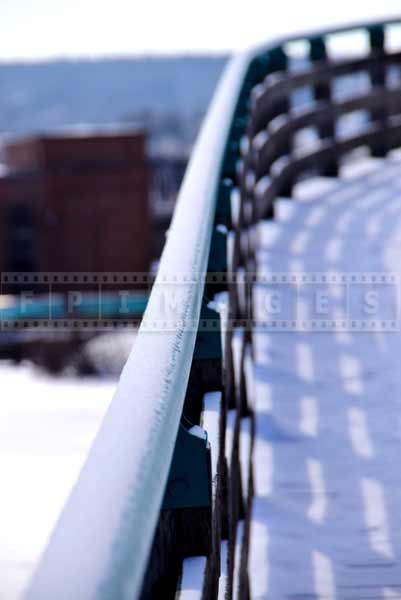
[207,228,227,297]
[162,423,211,510]
[268,45,288,73]
[309,36,327,62]
[215,179,233,229]
[194,303,222,361]
[368,24,385,51]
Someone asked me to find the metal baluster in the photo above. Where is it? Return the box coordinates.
[368,24,388,156]
[309,36,339,176]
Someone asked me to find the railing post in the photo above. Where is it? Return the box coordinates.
[368,24,388,156]
[163,424,211,511]
[309,36,339,176]
[185,302,224,422]
[269,47,290,150]
[142,300,223,599]
[269,47,296,197]
[215,179,233,229]
[142,430,211,599]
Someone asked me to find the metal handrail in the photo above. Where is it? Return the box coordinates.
[26,17,401,600]
[25,52,251,600]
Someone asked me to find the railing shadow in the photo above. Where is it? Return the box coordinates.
[251,159,401,599]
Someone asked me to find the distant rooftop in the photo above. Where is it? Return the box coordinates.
[6,122,146,142]
[3,127,147,175]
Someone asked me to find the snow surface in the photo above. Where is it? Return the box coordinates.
[0,363,115,600]
[249,157,401,599]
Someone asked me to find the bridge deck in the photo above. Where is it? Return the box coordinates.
[250,154,401,600]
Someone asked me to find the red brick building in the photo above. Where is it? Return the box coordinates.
[0,131,150,276]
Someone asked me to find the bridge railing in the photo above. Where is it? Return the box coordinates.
[26,17,401,600]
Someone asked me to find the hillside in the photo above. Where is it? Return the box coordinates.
[0,56,227,141]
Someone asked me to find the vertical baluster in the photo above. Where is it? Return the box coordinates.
[268,46,296,200]
[309,36,339,176]
[368,25,388,156]
[269,46,291,154]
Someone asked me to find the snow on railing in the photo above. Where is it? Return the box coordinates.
[25,50,251,600]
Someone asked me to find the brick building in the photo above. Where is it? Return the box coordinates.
[0,130,150,277]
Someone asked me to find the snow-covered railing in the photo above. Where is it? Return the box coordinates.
[25,45,253,600]
[26,16,401,600]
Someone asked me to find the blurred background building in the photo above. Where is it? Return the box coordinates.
[0,131,150,275]
[0,57,225,374]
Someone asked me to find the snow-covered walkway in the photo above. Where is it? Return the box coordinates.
[250,154,401,600]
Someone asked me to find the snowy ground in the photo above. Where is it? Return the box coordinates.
[249,153,401,600]
[0,363,115,600]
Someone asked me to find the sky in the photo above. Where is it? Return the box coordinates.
[0,0,401,61]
